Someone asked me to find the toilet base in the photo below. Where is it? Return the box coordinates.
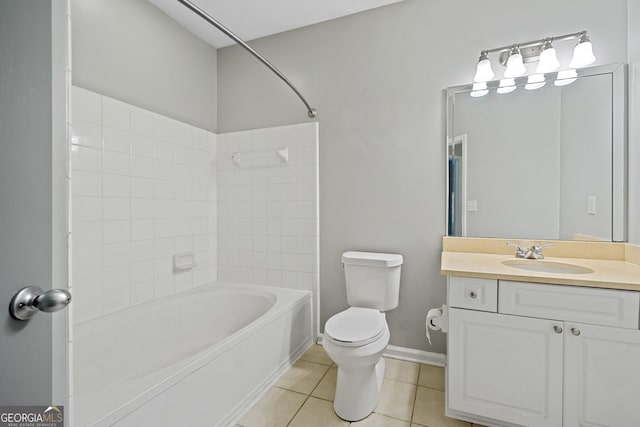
[333,357,386,421]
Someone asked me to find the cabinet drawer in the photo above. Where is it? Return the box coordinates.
[499,281,640,329]
[448,276,498,312]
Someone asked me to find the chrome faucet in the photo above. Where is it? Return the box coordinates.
[507,242,553,259]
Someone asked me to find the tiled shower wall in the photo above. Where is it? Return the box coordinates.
[217,123,320,334]
[70,87,217,324]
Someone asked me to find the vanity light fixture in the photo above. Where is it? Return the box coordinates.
[504,46,526,78]
[536,39,560,73]
[471,30,596,82]
[569,32,596,68]
[474,50,495,82]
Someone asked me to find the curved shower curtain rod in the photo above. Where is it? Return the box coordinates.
[177,0,318,118]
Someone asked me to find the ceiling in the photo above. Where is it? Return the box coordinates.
[147,0,406,48]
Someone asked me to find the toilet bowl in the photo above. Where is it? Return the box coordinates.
[322,251,403,421]
[323,308,390,421]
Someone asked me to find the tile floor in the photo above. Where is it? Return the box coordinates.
[237,344,486,427]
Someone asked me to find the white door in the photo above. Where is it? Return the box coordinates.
[448,308,563,427]
[564,322,640,427]
[0,0,69,419]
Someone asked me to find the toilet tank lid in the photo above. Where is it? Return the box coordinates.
[342,251,403,267]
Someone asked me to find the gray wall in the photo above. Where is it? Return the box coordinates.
[0,0,54,405]
[217,0,628,353]
[72,0,218,131]
[629,1,640,245]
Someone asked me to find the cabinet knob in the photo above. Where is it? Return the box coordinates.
[553,325,563,334]
[469,291,477,299]
[571,327,581,336]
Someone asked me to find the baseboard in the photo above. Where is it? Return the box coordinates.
[316,334,446,367]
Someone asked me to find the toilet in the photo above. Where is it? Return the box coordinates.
[322,251,403,421]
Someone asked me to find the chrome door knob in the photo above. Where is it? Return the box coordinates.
[9,286,72,321]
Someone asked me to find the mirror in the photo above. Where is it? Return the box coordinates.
[446,63,626,242]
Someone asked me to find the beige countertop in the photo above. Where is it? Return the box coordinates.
[442,238,640,292]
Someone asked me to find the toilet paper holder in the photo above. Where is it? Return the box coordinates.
[426,305,449,345]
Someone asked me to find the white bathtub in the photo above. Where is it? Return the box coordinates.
[73,281,313,426]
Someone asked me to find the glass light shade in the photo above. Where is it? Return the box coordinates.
[474,58,495,82]
[554,69,578,86]
[504,53,526,78]
[525,74,546,90]
[569,41,596,68]
[470,82,489,97]
[536,47,560,73]
[497,78,516,94]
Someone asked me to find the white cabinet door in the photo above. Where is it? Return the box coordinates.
[448,308,563,427]
[564,323,640,427]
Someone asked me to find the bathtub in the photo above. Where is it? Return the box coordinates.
[73,281,313,426]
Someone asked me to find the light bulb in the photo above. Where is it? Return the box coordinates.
[555,69,578,86]
[473,51,494,82]
[504,46,526,78]
[536,40,560,73]
[497,78,516,94]
[569,33,596,68]
[525,74,546,90]
[470,82,489,97]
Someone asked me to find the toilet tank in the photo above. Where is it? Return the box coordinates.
[342,251,403,311]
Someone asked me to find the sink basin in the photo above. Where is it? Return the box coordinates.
[501,259,594,275]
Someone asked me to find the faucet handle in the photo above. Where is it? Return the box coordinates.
[506,242,526,258]
[531,243,553,259]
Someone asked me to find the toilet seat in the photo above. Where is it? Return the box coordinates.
[325,307,386,347]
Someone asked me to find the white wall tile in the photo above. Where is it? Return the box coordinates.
[130,280,154,305]
[103,174,130,198]
[102,198,130,220]
[72,171,102,197]
[131,134,154,158]
[102,286,130,314]
[131,156,154,178]
[154,116,174,142]
[72,196,102,220]
[103,220,130,244]
[103,127,130,153]
[71,146,102,172]
[72,220,102,246]
[103,242,130,267]
[103,151,130,176]
[70,87,218,325]
[103,97,130,132]
[71,121,102,149]
[130,107,154,138]
[72,86,102,124]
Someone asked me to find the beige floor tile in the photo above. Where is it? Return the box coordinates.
[300,343,334,366]
[374,378,416,421]
[384,357,420,384]
[352,413,411,426]
[412,386,471,427]
[288,397,349,427]
[418,364,445,391]
[275,360,330,394]
[471,424,490,427]
[311,365,337,401]
[237,387,306,427]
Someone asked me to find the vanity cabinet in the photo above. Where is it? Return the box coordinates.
[447,277,640,427]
